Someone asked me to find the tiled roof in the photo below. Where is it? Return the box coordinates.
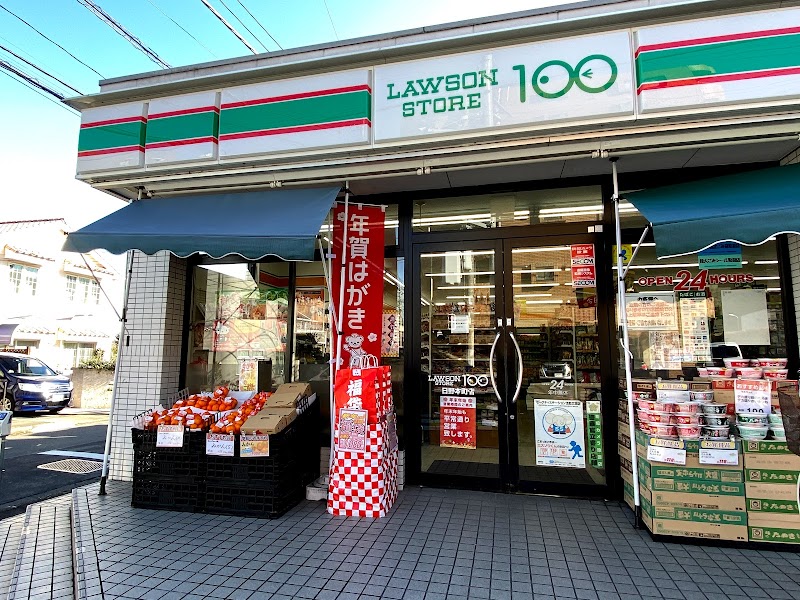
[0,218,68,233]
[4,245,56,261]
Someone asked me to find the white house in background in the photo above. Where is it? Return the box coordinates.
[0,219,123,372]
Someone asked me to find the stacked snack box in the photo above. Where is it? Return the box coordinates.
[636,429,747,541]
[744,440,800,544]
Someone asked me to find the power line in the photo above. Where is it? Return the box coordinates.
[0,43,83,95]
[75,0,171,69]
[322,0,339,41]
[0,3,105,78]
[1,60,67,101]
[217,0,268,52]
[235,0,282,50]
[144,0,218,59]
[199,0,257,55]
[1,70,78,115]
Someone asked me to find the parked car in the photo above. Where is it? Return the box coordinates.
[0,352,73,413]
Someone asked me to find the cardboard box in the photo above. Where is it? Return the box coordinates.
[647,478,745,496]
[637,455,743,482]
[748,516,800,544]
[747,512,800,524]
[746,481,799,502]
[623,480,635,510]
[645,516,748,541]
[620,464,633,487]
[619,452,634,475]
[241,407,297,434]
[636,439,742,470]
[618,443,632,463]
[640,485,746,512]
[269,382,312,408]
[743,440,800,470]
[745,468,799,485]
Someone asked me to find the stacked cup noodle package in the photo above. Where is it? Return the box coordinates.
[634,380,716,441]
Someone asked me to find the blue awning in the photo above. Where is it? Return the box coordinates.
[0,324,18,345]
[625,163,800,258]
[63,187,340,261]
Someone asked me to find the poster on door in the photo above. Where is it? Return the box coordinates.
[331,202,385,369]
[534,398,586,469]
[678,291,711,362]
[625,292,678,330]
[440,396,477,449]
[570,244,596,288]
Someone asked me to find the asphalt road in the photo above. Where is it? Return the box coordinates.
[0,409,109,519]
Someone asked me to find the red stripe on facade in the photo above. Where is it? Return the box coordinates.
[148,106,220,119]
[219,118,371,141]
[77,145,144,157]
[635,26,800,57]
[145,136,218,149]
[80,116,146,129]
[221,85,372,109]
[637,66,800,93]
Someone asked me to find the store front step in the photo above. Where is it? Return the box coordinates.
[5,498,74,600]
[0,513,25,599]
[71,488,101,600]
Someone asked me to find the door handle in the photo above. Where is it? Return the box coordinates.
[488,330,502,404]
[509,331,523,405]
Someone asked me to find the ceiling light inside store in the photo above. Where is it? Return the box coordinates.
[383,272,404,288]
[526,300,563,304]
[413,213,492,225]
[753,276,780,281]
[421,251,494,258]
[437,285,494,290]
[513,268,562,274]
[512,246,570,254]
[767,288,781,292]
[516,293,553,298]
[425,271,495,277]
[755,260,779,265]
[513,283,560,288]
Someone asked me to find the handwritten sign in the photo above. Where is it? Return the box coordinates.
[240,434,270,457]
[206,433,235,456]
[338,408,368,452]
[625,292,678,330]
[734,379,772,414]
[647,437,686,465]
[156,424,184,448]
[699,440,739,465]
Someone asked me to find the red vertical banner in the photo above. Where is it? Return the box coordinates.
[332,203,385,369]
[440,396,477,449]
[570,243,596,288]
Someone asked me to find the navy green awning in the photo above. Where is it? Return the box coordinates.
[625,163,800,258]
[63,187,340,261]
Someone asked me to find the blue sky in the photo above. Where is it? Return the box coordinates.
[1,0,561,229]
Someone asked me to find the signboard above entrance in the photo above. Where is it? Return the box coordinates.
[373,31,634,142]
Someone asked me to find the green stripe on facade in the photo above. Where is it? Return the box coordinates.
[146,111,219,145]
[78,121,146,152]
[220,90,371,135]
[637,33,800,85]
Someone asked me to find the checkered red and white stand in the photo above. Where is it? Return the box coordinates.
[328,366,399,518]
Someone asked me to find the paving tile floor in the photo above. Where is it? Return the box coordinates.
[64,481,800,600]
[0,512,26,597]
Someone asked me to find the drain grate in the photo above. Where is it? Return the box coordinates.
[37,459,102,474]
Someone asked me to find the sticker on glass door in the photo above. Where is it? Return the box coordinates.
[534,398,586,468]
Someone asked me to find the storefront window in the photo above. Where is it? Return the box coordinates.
[187,262,288,392]
[412,186,603,232]
[615,238,787,375]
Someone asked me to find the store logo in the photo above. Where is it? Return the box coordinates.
[513,55,618,101]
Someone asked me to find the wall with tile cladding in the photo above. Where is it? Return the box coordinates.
[780,149,800,349]
[109,251,186,481]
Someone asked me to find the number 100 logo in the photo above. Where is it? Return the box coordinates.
[513,55,618,101]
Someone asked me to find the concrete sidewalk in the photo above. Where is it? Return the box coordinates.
[57,482,800,600]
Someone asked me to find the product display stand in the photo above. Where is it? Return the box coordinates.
[328,365,399,517]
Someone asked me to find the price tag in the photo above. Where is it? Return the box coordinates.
[647,437,686,465]
[734,379,771,414]
[156,424,184,448]
[206,433,235,456]
[240,434,270,457]
[699,440,739,465]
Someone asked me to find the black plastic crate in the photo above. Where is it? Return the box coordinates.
[131,428,207,456]
[205,454,299,482]
[204,480,305,519]
[131,475,204,512]
[133,449,205,479]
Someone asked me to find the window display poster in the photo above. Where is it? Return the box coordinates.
[238,358,258,391]
[721,289,770,346]
[440,396,477,449]
[337,408,368,452]
[734,379,772,414]
[449,313,470,334]
[382,311,400,357]
[331,203,385,369]
[678,291,711,362]
[625,292,678,330]
[534,398,586,469]
[648,331,683,369]
[240,434,270,457]
[570,244,596,288]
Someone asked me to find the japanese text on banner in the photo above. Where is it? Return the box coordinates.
[440,396,477,449]
[332,203,385,369]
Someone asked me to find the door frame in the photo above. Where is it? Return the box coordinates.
[407,224,615,497]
